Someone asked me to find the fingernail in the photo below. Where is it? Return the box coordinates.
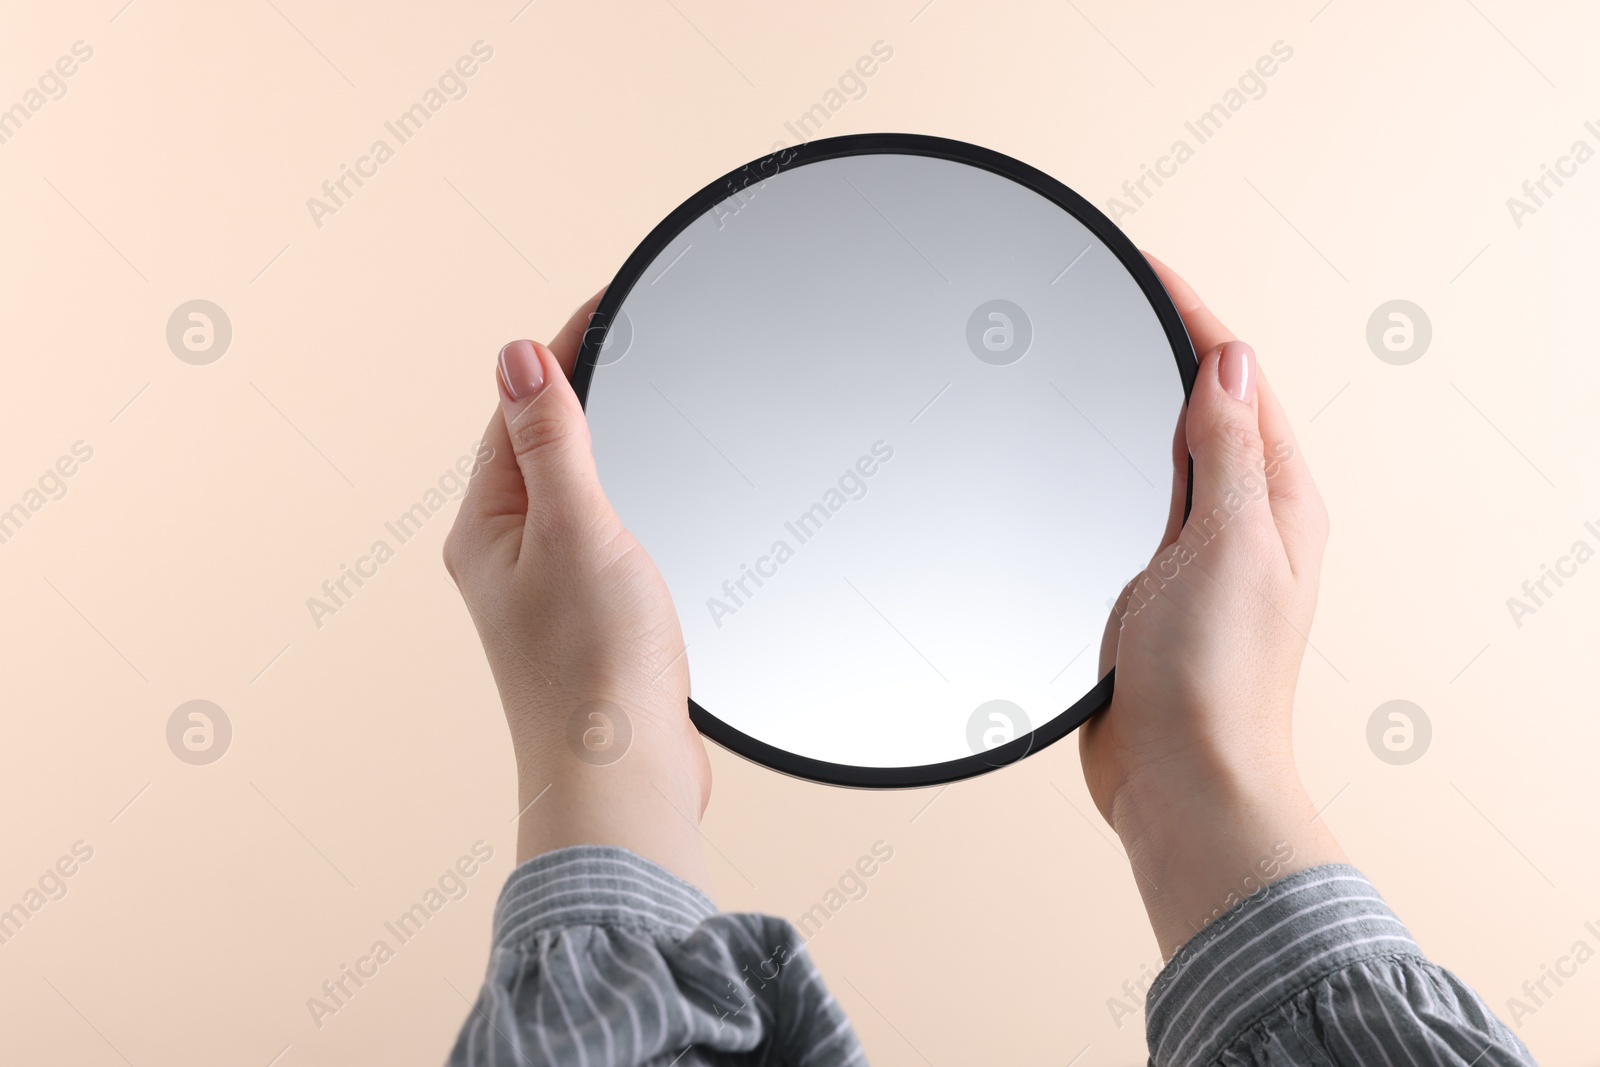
[1216,341,1255,404]
[498,340,545,401]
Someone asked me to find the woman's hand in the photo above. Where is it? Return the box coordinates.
[1080,256,1346,958]
[444,292,713,892]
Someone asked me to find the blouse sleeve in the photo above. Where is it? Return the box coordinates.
[1142,864,1537,1066]
[446,845,865,1066]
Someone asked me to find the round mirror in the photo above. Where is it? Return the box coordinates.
[575,133,1195,787]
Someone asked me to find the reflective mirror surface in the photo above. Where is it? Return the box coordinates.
[578,134,1194,786]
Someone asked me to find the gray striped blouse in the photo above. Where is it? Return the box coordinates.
[446,850,1534,1066]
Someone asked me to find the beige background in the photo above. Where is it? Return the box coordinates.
[2,0,1597,1063]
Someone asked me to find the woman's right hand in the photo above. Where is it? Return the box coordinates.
[442,293,713,891]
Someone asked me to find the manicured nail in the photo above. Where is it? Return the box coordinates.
[1216,340,1255,404]
[498,340,545,401]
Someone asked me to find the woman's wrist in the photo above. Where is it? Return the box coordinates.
[1109,747,1346,959]
[513,760,713,892]
[506,692,715,896]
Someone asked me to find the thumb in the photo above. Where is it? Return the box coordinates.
[496,338,611,541]
[1184,340,1271,533]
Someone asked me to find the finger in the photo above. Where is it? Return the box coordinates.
[1101,406,1189,676]
[1145,254,1281,552]
[463,403,523,521]
[1098,597,1120,677]
[1149,246,1327,571]
[452,291,614,572]
[1099,578,1133,677]
[1183,340,1280,550]
[1144,252,1235,358]
[1158,404,1190,551]
[1145,251,1245,540]
[1254,368,1329,578]
[1106,431,1191,675]
[495,338,613,551]
[445,405,523,579]
[547,288,607,378]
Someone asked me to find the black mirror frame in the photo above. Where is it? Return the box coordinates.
[574,132,1198,789]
